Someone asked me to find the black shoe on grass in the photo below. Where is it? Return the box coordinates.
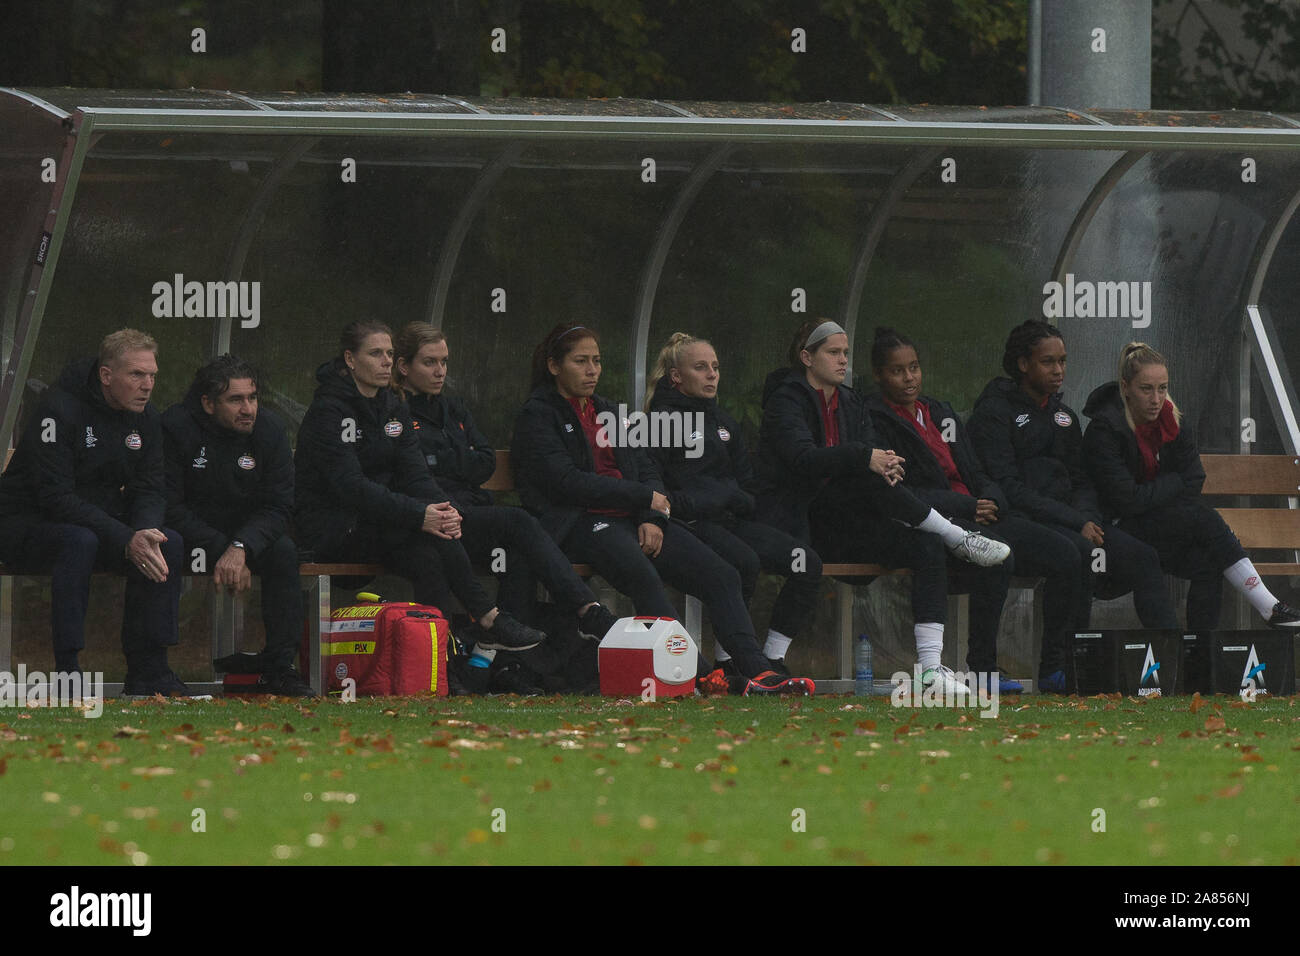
[122,669,191,697]
[489,660,544,696]
[265,668,317,698]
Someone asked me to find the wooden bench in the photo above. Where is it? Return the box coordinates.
[3,448,1298,693]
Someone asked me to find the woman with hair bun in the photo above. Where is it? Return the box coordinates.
[294,320,546,653]
[1082,342,1300,630]
[511,322,814,696]
[645,332,823,677]
[967,320,1182,689]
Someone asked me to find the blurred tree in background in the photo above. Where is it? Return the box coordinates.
[1153,0,1300,111]
[6,0,1300,111]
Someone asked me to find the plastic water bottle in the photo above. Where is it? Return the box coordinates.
[854,633,873,696]
[463,644,497,695]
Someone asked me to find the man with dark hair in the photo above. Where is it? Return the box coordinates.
[0,329,187,693]
[162,354,314,697]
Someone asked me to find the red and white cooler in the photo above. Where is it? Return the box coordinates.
[598,616,698,698]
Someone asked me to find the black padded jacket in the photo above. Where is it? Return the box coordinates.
[864,391,1007,521]
[407,390,496,509]
[511,385,666,546]
[645,378,757,523]
[294,359,448,554]
[161,389,294,560]
[756,367,878,540]
[965,376,1101,531]
[1081,381,1204,520]
[0,357,165,555]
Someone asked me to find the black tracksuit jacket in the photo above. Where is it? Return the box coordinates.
[756,367,879,541]
[1081,381,1204,520]
[161,390,295,560]
[406,390,496,509]
[294,359,449,553]
[510,385,667,546]
[864,391,1008,520]
[645,379,757,523]
[0,357,165,555]
[965,377,1101,531]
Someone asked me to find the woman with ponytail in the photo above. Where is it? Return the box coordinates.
[511,322,814,695]
[645,332,822,677]
[758,318,1011,699]
[967,320,1182,675]
[391,323,622,688]
[1082,342,1300,629]
[294,320,546,655]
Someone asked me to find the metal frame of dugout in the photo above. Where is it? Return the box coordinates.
[3,90,1300,693]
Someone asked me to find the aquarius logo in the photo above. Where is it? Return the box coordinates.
[1138,644,1161,697]
[1241,644,1266,696]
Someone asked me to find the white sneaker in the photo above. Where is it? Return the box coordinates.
[915,665,973,704]
[947,531,1010,567]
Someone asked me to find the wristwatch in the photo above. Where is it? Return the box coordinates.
[230,540,246,551]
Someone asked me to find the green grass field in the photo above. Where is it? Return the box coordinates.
[3,692,1296,866]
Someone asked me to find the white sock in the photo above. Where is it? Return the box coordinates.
[713,644,732,662]
[1223,557,1279,617]
[917,509,966,547]
[763,631,792,660]
[915,622,944,670]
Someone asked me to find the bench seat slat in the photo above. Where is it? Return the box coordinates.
[1216,508,1300,550]
[1201,454,1300,496]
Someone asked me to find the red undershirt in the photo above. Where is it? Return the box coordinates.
[886,399,971,497]
[817,389,840,447]
[568,396,630,517]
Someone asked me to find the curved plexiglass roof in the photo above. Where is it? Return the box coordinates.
[3,88,1299,459]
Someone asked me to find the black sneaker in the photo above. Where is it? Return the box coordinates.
[476,611,546,651]
[122,669,191,697]
[578,603,619,641]
[264,668,317,698]
[1266,601,1300,628]
[488,660,544,696]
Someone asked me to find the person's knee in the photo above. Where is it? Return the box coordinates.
[260,534,301,575]
[792,543,822,579]
[158,528,184,563]
[57,525,101,559]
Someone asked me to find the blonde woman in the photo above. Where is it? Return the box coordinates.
[1082,342,1300,629]
[645,332,822,677]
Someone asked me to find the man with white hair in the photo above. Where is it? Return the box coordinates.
[0,329,187,694]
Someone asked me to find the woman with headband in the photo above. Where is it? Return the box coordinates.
[392,322,620,652]
[645,332,823,677]
[295,320,546,655]
[759,318,1011,699]
[511,322,815,696]
[1083,341,1300,630]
